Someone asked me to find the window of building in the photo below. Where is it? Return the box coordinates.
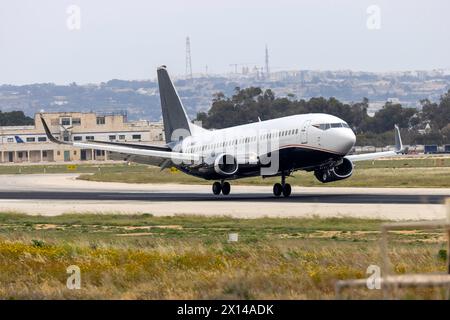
[72,118,81,125]
[26,137,35,142]
[63,136,69,142]
[57,151,60,156]
[38,137,47,142]
[61,117,71,126]
[18,152,23,158]
[132,134,141,140]
[96,116,106,125]
[119,135,125,140]
[43,151,47,157]
[74,136,82,141]
[7,137,13,143]
[109,135,116,141]
[73,151,77,155]
[86,136,94,141]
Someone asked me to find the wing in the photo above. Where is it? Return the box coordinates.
[40,115,200,166]
[345,125,404,162]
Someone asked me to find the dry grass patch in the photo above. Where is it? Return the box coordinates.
[0,213,448,299]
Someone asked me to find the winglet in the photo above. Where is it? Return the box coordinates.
[40,114,67,144]
[394,124,403,153]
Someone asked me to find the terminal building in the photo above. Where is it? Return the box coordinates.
[0,112,165,163]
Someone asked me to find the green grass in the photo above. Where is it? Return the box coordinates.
[0,213,448,299]
[78,166,450,188]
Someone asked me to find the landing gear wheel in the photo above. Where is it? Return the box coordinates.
[273,183,282,197]
[282,183,292,197]
[212,182,222,195]
[222,181,231,195]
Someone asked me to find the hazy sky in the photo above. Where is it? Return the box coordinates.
[1,0,449,84]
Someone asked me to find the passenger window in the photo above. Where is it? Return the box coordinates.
[331,123,342,128]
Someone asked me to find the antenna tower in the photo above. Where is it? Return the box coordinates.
[185,37,193,80]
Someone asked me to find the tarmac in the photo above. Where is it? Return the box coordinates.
[0,174,448,220]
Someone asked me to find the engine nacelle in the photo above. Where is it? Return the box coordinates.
[314,158,354,183]
[214,153,238,176]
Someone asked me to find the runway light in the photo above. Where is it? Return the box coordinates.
[228,233,238,242]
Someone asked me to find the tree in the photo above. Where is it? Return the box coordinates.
[0,111,34,126]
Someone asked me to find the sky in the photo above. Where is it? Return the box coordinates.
[1,0,449,84]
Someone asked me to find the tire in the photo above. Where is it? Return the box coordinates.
[282,183,292,197]
[222,182,231,195]
[273,183,282,197]
[212,182,222,195]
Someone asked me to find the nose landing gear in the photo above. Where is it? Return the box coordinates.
[212,180,231,195]
[273,172,292,197]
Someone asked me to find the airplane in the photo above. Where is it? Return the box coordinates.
[40,65,404,197]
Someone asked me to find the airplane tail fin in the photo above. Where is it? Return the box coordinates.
[14,136,24,143]
[394,124,404,153]
[157,66,192,144]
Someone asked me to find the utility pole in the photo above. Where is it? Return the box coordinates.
[185,36,193,80]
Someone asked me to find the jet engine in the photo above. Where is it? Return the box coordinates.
[214,153,238,176]
[314,158,353,183]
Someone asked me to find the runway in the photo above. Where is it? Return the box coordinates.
[0,190,446,205]
[0,174,448,220]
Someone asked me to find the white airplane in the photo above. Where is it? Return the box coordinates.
[40,66,404,197]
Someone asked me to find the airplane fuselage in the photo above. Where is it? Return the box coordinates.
[176,113,356,180]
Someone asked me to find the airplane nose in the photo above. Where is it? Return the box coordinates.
[337,129,356,154]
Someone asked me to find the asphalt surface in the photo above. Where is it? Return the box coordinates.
[0,191,446,204]
[0,174,448,219]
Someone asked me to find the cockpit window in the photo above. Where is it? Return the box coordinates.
[313,122,350,130]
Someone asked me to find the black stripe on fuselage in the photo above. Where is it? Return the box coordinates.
[178,146,342,180]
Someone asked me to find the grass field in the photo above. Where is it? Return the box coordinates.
[0,213,448,299]
[78,166,450,188]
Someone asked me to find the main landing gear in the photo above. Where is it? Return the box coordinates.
[212,180,231,195]
[273,172,291,197]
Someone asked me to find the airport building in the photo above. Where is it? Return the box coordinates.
[0,112,165,163]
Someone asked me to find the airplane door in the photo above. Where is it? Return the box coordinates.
[300,120,310,144]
